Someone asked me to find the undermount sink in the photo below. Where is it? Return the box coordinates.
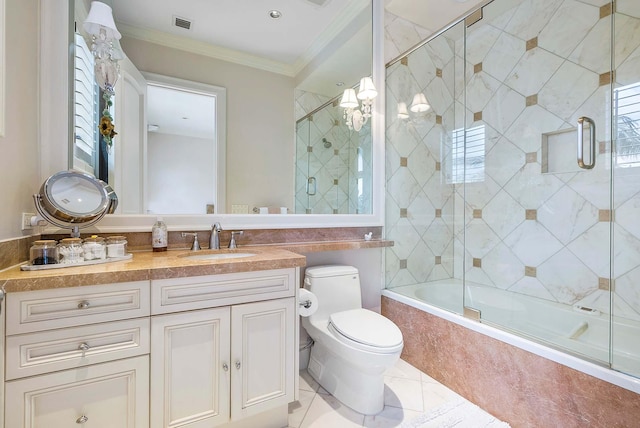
[181,252,257,261]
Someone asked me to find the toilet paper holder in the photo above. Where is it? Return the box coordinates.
[299,300,313,309]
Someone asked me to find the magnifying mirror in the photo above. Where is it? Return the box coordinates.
[34,170,118,237]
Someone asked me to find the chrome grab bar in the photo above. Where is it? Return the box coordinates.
[577,116,596,170]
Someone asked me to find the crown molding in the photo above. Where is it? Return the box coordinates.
[117,22,296,76]
[291,0,370,75]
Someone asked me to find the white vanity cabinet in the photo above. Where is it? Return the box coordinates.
[2,267,299,428]
[150,268,298,428]
[4,281,151,428]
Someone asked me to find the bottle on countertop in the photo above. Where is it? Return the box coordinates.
[152,217,168,252]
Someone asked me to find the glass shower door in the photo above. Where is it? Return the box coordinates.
[295,117,311,214]
[611,3,640,378]
[462,0,613,365]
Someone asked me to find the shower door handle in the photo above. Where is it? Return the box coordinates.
[306,177,317,195]
[577,117,596,170]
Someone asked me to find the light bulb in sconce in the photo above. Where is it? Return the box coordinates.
[341,77,377,132]
[397,102,410,119]
[410,93,430,113]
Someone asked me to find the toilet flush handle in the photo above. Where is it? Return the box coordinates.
[304,278,311,286]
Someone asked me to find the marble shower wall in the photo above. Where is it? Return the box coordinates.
[294,90,373,214]
[385,0,640,322]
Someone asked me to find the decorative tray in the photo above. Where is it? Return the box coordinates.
[20,254,133,271]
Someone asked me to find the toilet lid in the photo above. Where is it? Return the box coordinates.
[329,309,403,349]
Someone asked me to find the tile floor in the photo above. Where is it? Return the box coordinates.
[288,358,501,427]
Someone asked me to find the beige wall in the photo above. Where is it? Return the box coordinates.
[0,0,40,240]
[121,38,296,213]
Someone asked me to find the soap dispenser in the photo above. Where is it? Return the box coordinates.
[152,217,168,252]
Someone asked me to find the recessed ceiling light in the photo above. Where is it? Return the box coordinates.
[269,10,282,19]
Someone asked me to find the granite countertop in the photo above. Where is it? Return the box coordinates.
[0,239,392,292]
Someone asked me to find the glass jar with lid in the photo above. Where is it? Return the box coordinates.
[106,235,128,258]
[30,240,60,265]
[82,236,106,261]
[58,237,84,264]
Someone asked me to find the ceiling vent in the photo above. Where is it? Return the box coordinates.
[304,0,331,7]
[173,16,192,30]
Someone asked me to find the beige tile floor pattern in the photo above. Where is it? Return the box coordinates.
[288,358,501,428]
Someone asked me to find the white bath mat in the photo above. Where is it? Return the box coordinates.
[401,398,511,428]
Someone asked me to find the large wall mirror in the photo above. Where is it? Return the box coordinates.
[68,0,382,227]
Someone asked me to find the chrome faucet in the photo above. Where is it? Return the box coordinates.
[210,223,222,249]
[181,232,201,251]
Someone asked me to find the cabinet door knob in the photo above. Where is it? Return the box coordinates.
[235,361,241,370]
[222,363,229,371]
[77,301,90,309]
[76,415,89,424]
[78,343,90,352]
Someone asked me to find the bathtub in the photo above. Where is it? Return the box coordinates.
[383,280,640,394]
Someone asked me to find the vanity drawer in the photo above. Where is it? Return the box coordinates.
[6,281,150,335]
[151,268,296,314]
[5,317,150,380]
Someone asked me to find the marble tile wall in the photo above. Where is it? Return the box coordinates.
[294,90,372,214]
[385,1,640,324]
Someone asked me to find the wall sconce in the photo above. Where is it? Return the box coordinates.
[340,77,378,132]
[410,93,430,113]
[83,1,123,93]
[397,102,410,119]
[398,93,431,120]
[83,1,123,151]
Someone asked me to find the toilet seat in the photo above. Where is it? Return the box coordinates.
[328,309,403,354]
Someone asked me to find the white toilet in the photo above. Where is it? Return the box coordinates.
[301,265,404,415]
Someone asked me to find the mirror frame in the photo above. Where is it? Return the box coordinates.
[39,0,384,232]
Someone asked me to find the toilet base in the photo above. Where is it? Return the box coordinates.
[307,340,388,415]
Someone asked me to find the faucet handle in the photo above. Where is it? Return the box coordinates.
[181,232,201,251]
[228,231,244,249]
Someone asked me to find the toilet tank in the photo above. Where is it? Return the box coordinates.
[304,265,362,318]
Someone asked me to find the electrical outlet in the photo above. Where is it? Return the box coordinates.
[21,212,36,230]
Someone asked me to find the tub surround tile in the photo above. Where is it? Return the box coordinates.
[483,32,525,82]
[504,221,563,266]
[506,47,564,97]
[538,248,599,304]
[407,242,435,283]
[483,192,525,239]
[509,276,556,300]
[382,297,640,428]
[598,277,610,290]
[538,0,600,59]
[539,187,599,244]
[482,243,524,288]
[466,72,501,113]
[504,105,564,154]
[385,0,640,322]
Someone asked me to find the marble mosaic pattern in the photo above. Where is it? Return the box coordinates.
[294,90,372,214]
[385,0,640,328]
